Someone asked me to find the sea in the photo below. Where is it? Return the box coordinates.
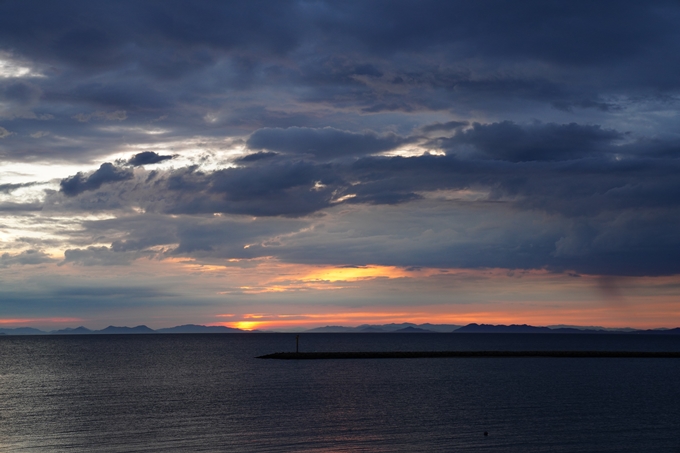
[1,333,679,452]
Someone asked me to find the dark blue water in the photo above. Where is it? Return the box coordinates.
[1,333,680,452]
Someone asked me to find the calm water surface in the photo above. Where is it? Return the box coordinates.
[1,333,679,452]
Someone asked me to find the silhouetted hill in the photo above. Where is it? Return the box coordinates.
[307,323,461,333]
[0,327,47,335]
[358,326,386,332]
[456,323,552,333]
[305,325,358,332]
[357,323,405,332]
[635,327,680,335]
[548,324,637,332]
[550,327,608,334]
[419,323,462,332]
[455,323,614,333]
[156,324,243,333]
[0,324,246,335]
[95,325,156,334]
[393,326,433,333]
[455,323,623,334]
[51,326,93,335]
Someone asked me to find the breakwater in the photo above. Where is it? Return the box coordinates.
[257,351,680,359]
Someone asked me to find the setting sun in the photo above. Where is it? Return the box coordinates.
[231,321,262,331]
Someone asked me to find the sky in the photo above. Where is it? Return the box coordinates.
[1,0,680,331]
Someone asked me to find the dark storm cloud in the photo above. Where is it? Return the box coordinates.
[0,1,678,164]
[169,216,306,258]
[51,160,337,217]
[247,127,407,159]
[442,121,624,161]
[421,121,469,134]
[235,151,278,163]
[60,163,134,197]
[160,161,341,217]
[551,99,620,113]
[0,1,302,68]
[0,1,668,67]
[342,152,680,276]
[52,128,680,220]
[46,122,680,277]
[3,1,680,279]
[320,1,677,66]
[1,3,675,102]
[349,152,680,215]
[127,151,174,167]
[1,81,41,106]
[61,246,138,266]
[69,82,170,111]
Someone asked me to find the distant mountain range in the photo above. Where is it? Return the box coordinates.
[303,323,680,335]
[0,324,245,335]
[1,322,679,335]
[305,322,461,333]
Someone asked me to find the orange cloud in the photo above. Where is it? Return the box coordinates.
[299,265,416,282]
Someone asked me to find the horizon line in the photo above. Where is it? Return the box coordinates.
[2,321,679,335]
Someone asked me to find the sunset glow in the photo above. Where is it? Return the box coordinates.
[299,265,429,282]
